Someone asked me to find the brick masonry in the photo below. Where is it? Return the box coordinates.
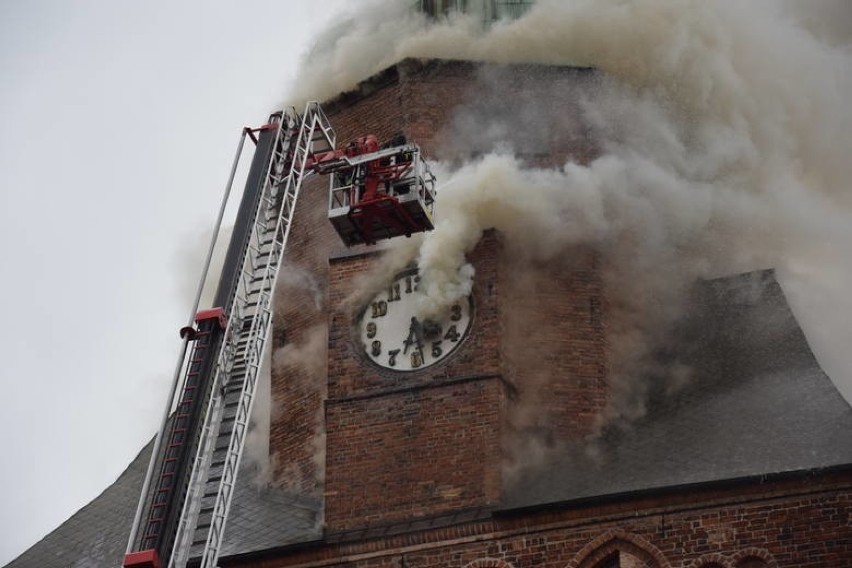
[263,58,852,567]
[224,472,852,567]
[324,233,506,531]
[499,248,609,448]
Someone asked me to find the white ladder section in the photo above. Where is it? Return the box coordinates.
[169,102,335,568]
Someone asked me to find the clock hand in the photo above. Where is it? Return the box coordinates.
[403,316,418,354]
[417,339,425,363]
[413,318,426,359]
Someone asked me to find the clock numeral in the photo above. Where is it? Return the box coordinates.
[405,276,413,294]
[431,341,443,358]
[371,340,382,357]
[444,325,460,343]
[387,283,401,302]
[388,349,400,367]
[450,304,462,321]
[414,275,421,292]
[410,351,423,368]
[371,300,387,318]
[366,322,377,339]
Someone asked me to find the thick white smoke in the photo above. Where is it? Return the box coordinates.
[290,0,852,410]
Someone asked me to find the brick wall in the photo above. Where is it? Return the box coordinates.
[500,248,609,451]
[322,225,611,530]
[324,378,506,530]
[225,473,852,568]
[269,167,337,493]
[324,234,506,530]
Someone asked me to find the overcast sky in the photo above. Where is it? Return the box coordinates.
[0,1,349,563]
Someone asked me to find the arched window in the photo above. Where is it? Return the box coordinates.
[594,551,619,568]
[569,530,671,568]
[730,548,776,568]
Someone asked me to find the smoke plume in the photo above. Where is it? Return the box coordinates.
[269,261,329,492]
[245,3,852,494]
[288,1,852,427]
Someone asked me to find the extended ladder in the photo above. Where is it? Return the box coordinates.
[174,103,335,568]
[125,102,335,568]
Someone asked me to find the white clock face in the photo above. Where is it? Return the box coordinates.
[358,269,473,371]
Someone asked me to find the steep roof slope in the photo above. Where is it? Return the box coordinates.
[504,269,852,509]
[5,443,150,568]
[4,441,321,568]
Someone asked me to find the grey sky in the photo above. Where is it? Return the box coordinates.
[0,1,347,563]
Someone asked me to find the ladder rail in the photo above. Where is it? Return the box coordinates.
[198,103,334,568]
[168,112,293,568]
[167,330,231,568]
[162,103,335,568]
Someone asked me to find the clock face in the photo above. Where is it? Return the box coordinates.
[358,269,473,371]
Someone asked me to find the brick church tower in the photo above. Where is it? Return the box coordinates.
[269,59,608,530]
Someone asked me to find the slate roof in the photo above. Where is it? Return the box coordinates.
[4,442,321,568]
[7,269,852,567]
[216,472,321,559]
[503,269,852,510]
[4,443,150,568]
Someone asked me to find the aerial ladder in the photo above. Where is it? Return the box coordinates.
[122,103,436,568]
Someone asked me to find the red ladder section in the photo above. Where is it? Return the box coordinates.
[140,310,225,556]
